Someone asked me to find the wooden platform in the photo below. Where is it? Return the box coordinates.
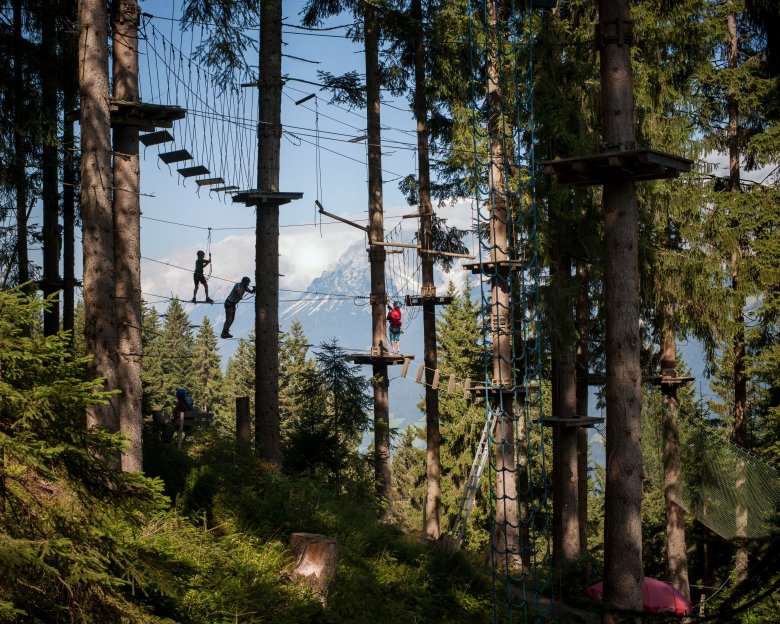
[349,353,413,365]
[232,190,303,207]
[464,382,541,400]
[462,259,524,275]
[647,375,695,387]
[66,99,186,131]
[535,416,605,428]
[585,374,695,387]
[544,149,692,186]
[405,294,453,306]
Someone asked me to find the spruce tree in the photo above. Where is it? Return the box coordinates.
[436,282,490,546]
[283,339,372,481]
[189,317,223,413]
[279,319,316,441]
[219,332,255,426]
[158,299,194,414]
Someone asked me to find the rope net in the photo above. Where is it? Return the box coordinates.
[644,390,780,541]
[467,1,553,621]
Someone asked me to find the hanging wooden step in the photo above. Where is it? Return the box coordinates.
[196,177,225,187]
[544,148,692,186]
[159,149,192,164]
[178,165,210,178]
[210,186,240,193]
[139,130,174,146]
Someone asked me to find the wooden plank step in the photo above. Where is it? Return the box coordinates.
[140,130,174,146]
[178,165,210,177]
[159,149,192,164]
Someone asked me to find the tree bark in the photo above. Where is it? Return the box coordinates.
[364,0,391,513]
[42,4,61,335]
[552,223,580,567]
[12,0,31,296]
[598,0,643,621]
[112,0,143,472]
[486,0,520,572]
[79,0,119,435]
[256,0,283,463]
[575,259,590,556]
[63,0,78,337]
[726,1,749,581]
[412,0,441,540]
[659,302,691,600]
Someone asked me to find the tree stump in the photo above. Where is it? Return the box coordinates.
[289,532,339,605]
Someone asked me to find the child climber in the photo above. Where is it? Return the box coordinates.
[192,250,213,303]
[221,276,255,339]
[386,300,403,354]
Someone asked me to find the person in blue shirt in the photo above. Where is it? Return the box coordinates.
[221,276,255,339]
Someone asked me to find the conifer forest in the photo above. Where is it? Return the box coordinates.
[1,0,779,622]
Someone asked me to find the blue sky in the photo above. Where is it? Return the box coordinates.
[132,0,473,357]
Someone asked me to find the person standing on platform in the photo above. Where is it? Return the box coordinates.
[386,300,403,354]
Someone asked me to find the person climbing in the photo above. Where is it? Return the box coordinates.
[386,300,403,354]
[221,276,255,339]
[192,250,213,303]
[171,387,190,428]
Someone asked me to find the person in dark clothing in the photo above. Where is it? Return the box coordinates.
[221,276,255,339]
[191,250,213,303]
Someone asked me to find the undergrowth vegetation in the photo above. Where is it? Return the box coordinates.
[0,290,492,623]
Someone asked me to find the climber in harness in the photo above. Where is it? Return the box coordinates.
[191,250,213,303]
[221,276,255,339]
[386,300,403,354]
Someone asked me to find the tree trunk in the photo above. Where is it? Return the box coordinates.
[79,0,119,435]
[62,0,78,337]
[485,0,520,572]
[726,1,749,581]
[552,223,580,567]
[255,0,283,463]
[575,259,590,556]
[112,0,143,472]
[412,0,441,540]
[12,0,31,295]
[660,302,691,600]
[42,5,61,335]
[598,0,644,621]
[364,0,391,513]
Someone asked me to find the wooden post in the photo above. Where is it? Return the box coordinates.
[255,0,283,463]
[112,0,143,472]
[485,0,520,572]
[598,0,644,620]
[364,1,392,514]
[412,0,442,541]
[660,301,691,600]
[236,396,251,454]
[79,0,119,436]
[575,259,590,556]
[62,0,77,337]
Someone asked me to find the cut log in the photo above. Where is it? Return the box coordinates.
[289,532,339,604]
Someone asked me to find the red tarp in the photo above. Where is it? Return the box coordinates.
[586,577,693,615]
